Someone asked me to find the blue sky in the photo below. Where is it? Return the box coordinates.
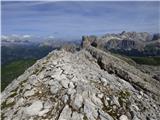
[1,1,160,39]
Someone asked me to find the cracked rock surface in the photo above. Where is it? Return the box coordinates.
[1,47,160,120]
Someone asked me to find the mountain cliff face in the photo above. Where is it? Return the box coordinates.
[81,32,160,56]
[1,44,160,120]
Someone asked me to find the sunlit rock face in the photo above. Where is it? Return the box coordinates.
[1,46,160,120]
[81,31,160,56]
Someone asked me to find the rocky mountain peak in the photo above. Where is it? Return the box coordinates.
[1,45,160,120]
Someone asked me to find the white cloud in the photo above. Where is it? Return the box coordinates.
[48,36,54,39]
[23,35,31,38]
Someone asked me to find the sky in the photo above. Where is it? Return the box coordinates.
[1,1,160,39]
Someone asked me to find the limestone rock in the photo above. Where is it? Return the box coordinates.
[69,82,75,88]
[62,95,69,104]
[99,110,114,120]
[28,75,39,86]
[60,79,70,88]
[119,115,129,120]
[71,94,83,111]
[38,109,49,116]
[24,100,43,116]
[6,98,14,105]
[71,112,84,120]
[58,105,72,120]
[25,84,32,90]
[83,99,98,120]
[50,81,62,94]
[91,94,103,107]
[24,89,35,97]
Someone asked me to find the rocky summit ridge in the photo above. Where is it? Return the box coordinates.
[1,44,160,120]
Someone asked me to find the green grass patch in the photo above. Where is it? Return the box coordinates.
[130,56,160,66]
[1,59,36,91]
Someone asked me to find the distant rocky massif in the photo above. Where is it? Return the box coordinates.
[1,32,160,120]
[82,31,160,56]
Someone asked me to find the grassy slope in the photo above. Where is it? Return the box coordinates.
[130,56,160,66]
[1,59,36,91]
[112,52,160,66]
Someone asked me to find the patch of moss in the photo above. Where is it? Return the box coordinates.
[19,80,27,87]
[9,92,17,98]
[83,114,88,120]
[102,90,131,119]
[118,90,131,110]
[32,68,39,75]
[1,113,5,120]
[144,78,147,82]
[119,90,131,99]
[1,100,15,109]
[32,66,44,75]
[102,105,118,119]
[19,88,23,93]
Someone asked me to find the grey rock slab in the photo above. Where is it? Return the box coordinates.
[119,115,129,120]
[24,89,36,97]
[69,82,75,88]
[71,112,84,120]
[58,105,72,120]
[24,100,43,116]
[91,94,103,107]
[71,94,83,111]
[60,79,70,88]
[104,96,110,107]
[62,95,69,104]
[48,80,58,86]
[99,110,114,120]
[51,68,63,79]
[100,77,108,86]
[97,93,104,99]
[38,108,50,116]
[38,71,45,79]
[67,88,76,95]
[50,81,62,94]
[43,100,53,109]
[25,84,32,90]
[3,109,15,120]
[83,99,98,120]
[16,98,24,107]
[28,75,39,86]
[132,116,141,120]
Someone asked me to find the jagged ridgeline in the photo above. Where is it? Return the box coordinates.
[1,32,160,120]
[82,31,160,56]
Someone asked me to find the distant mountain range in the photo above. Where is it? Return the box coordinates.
[1,31,160,65]
[1,35,33,43]
[1,35,80,65]
[82,31,160,56]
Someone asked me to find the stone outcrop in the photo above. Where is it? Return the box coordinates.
[1,46,160,120]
